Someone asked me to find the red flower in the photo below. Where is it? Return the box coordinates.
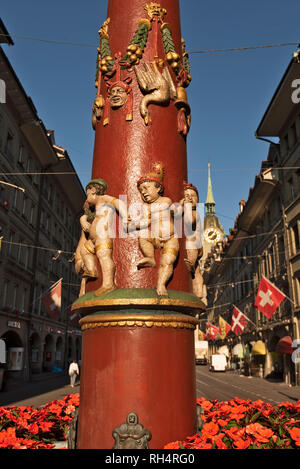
[233,438,251,449]
[246,423,274,443]
[28,423,39,435]
[164,441,181,449]
[288,427,300,447]
[202,422,219,437]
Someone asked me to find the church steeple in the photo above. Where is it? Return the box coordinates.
[205,163,215,215]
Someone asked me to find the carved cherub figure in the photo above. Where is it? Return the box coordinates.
[126,163,179,297]
[75,201,99,297]
[180,182,204,300]
[76,178,128,297]
[134,61,176,125]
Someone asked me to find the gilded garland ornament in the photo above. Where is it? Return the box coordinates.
[92,3,192,131]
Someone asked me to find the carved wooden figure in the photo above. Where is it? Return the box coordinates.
[76,178,129,297]
[126,163,179,297]
[180,182,205,301]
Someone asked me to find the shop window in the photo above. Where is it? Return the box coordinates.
[7,348,24,370]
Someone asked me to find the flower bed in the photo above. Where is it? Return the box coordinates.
[165,397,300,449]
[0,394,79,449]
[1,395,299,449]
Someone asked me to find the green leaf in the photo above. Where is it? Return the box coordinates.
[250,411,262,423]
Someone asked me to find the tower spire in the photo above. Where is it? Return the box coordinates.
[205,163,215,214]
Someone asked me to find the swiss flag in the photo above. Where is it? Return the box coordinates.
[231,306,249,335]
[41,279,62,322]
[254,276,286,319]
[206,323,219,341]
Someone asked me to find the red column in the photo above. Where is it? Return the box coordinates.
[90,0,190,292]
[75,0,201,450]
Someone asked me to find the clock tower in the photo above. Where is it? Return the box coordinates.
[202,163,225,259]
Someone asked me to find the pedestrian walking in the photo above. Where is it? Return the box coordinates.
[68,360,79,387]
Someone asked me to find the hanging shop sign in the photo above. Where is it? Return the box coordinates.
[7,320,21,329]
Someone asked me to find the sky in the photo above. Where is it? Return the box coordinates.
[1,0,300,234]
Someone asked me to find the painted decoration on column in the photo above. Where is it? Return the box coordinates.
[92,2,192,134]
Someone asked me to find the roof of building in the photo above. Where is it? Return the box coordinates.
[0,18,14,46]
[255,50,300,137]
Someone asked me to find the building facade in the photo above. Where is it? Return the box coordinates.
[0,24,85,388]
[204,48,300,386]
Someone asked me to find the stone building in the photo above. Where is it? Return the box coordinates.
[205,48,300,385]
[0,22,85,388]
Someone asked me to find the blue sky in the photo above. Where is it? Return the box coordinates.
[2,0,300,233]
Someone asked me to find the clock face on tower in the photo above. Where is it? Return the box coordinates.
[204,227,222,244]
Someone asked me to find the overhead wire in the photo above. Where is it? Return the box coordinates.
[0,33,299,54]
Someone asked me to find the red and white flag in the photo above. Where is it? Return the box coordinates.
[254,276,286,319]
[231,306,249,335]
[67,305,80,328]
[41,279,62,322]
[206,323,219,341]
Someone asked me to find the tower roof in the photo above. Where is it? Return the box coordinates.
[205,163,215,206]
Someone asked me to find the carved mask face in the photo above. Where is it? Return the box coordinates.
[138,181,161,204]
[109,85,128,109]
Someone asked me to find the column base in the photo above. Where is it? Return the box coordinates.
[77,309,199,449]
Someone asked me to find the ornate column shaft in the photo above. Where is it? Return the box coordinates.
[73,0,205,450]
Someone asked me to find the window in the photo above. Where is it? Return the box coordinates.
[5,131,13,158]
[2,280,9,306]
[291,222,300,254]
[22,288,27,312]
[288,177,295,202]
[17,239,23,265]
[18,145,24,165]
[13,284,19,309]
[30,203,35,225]
[24,247,29,270]
[22,196,28,218]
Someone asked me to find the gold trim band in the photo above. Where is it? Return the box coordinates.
[95,240,113,251]
[80,313,198,331]
[84,242,95,254]
[162,248,178,257]
[72,296,206,312]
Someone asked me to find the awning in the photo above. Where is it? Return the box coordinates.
[232,343,244,358]
[276,336,293,354]
[252,340,266,356]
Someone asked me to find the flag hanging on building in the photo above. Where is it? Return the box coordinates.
[41,278,62,322]
[218,315,231,339]
[231,306,249,336]
[206,323,219,341]
[198,329,206,341]
[254,276,286,319]
[67,305,80,328]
